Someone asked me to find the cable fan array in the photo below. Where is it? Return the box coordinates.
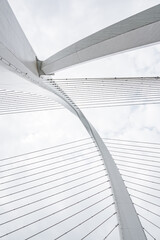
[103,138,160,240]
[0,138,118,240]
[1,137,160,239]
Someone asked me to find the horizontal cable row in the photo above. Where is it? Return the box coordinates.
[0,88,63,115]
[51,77,160,108]
[1,77,160,115]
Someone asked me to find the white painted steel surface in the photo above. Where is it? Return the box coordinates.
[42,4,160,74]
[0,0,38,76]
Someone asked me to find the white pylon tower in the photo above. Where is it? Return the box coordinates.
[0,1,160,239]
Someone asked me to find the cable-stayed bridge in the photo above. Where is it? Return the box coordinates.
[0,1,160,239]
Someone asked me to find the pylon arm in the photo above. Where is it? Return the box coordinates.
[42,4,160,74]
[0,0,38,76]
